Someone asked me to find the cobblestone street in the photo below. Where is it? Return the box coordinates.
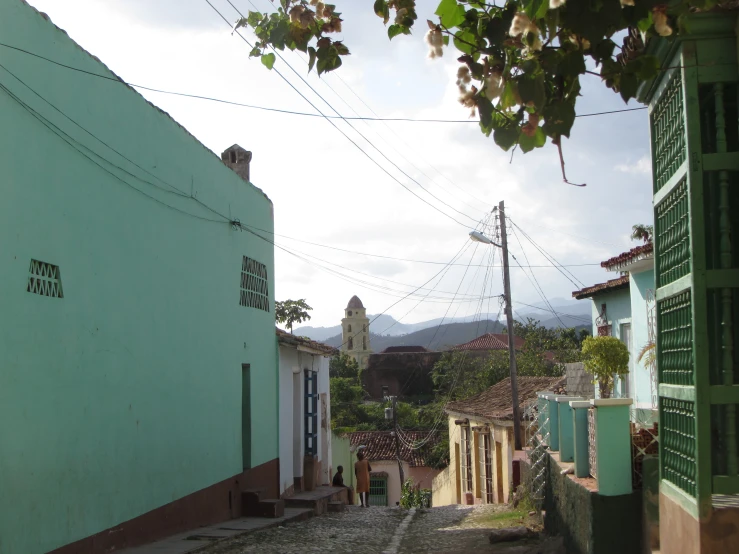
[202,504,547,554]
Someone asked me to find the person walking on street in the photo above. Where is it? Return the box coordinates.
[354,449,372,507]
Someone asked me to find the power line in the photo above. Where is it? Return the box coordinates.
[205,0,479,228]
[510,221,587,289]
[238,222,601,268]
[509,225,566,328]
[0,41,649,124]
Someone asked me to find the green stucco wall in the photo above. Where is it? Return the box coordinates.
[0,1,277,552]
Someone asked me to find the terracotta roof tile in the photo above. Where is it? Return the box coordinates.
[572,275,630,300]
[453,333,525,351]
[347,430,439,467]
[446,376,566,421]
[601,243,654,270]
[276,328,336,355]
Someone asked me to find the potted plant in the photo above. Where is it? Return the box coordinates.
[581,336,630,399]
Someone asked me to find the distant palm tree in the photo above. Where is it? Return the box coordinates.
[637,341,656,371]
[631,224,654,244]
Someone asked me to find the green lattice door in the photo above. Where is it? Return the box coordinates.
[369,476,388,506]
[646,14,739,518]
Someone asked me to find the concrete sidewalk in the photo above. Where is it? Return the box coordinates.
[118,508,314,554]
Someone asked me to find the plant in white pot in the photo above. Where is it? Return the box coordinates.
[581,336,630,399]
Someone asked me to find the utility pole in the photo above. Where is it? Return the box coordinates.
[499,200,522,451]
[389,395,405,486]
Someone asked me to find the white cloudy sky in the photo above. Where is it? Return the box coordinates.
[28,0,654,328]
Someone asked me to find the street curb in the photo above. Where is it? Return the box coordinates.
[187,509,315,553]
[381,507,417,554]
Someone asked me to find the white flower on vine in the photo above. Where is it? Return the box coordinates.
[620,0,635,6]
[509,13,540,37]
[458,85,478,117]
[653,8,672,37]
[456,66,472,87]
[310,0,319,5]
[425,28,444,59]
[485,71,504,100]
[570,34,591,50]
[550,0,566,8]
[395,7,408,25]
[315,2,325,17]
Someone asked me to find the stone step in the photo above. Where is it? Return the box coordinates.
[327,501,345,513]
[241,488,267,515]
[255,498,285,518]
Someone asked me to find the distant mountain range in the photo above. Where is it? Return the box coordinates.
[294,298,592,351]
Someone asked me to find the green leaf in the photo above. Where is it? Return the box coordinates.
[308,47,317,73]
[493,125,519,151]
[374,0,389,24]
[518,127,546,153]
[388,24,404,39]
[477,96,494,136]
[620,73,638,102]
[524,0,548,20]
[261,52,276,70]
[435,0,466,28]
[542,102,576,138]
[453,30,477,55]
[557,50,586,76]
[247,10,262,28]
[500,80,519,110]
[442,35,450,46]
[517,74,546,110]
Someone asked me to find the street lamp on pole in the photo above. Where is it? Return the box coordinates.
[469,201,522,451]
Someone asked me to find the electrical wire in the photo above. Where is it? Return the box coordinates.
[510,220,587,289]
[205,0,479,229]
[239,222,601,268]
[0,42,651,123]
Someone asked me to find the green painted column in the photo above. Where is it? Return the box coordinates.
[546,395,563,451]
[557,397,584,463]
[570,401,591,478]
[537,391,554,440]
[592,398,633,496]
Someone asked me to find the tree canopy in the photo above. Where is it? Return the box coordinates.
[236,0,717,182]
[275,298,313,333]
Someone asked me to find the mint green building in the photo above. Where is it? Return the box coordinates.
[573,244,657,423]
[0,1,279,552]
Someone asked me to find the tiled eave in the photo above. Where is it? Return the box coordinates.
[572,275,630,300]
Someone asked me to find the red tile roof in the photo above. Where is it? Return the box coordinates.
[600,243,654,271]
[347,430,440,467]
[446,376,566,421]
[453,333,525,351]
[572,275,630,300]
[276,328,336,355]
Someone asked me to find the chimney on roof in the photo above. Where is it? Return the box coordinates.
[221,144,252,183]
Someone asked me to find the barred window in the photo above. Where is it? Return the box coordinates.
[239,256,269,312]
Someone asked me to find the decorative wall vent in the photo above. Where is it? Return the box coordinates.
[239,256,269,311]
[27,259,63,298]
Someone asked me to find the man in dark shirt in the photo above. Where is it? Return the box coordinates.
[332,465,344,486]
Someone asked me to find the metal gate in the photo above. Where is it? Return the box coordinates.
[304,370,317,456]
[369,476,388,506]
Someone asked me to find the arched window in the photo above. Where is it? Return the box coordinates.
[363,324,367,332]
[348,324,352,333]
[348,337,354,350]
[363,336,367,350]
[348,310,353,317]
